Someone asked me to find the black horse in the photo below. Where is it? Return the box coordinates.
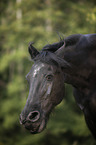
[20,34,96,138]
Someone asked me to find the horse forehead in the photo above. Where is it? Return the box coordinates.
[34,63,45,71]
[32,63,45,77]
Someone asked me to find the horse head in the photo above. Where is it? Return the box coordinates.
[20,42,71,134]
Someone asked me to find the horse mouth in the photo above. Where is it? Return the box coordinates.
[25,119,46,134]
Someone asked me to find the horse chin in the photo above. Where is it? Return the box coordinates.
[37,119,46,133]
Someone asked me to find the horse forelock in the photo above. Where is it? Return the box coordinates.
[34,51,60,66]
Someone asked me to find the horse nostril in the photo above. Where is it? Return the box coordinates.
[28,111,40,122]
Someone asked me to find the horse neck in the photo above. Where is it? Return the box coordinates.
[62,46,90,89]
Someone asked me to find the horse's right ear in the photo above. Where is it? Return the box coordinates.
[28,42,39,59]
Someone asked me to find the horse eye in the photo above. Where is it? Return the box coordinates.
[46,75,53,81]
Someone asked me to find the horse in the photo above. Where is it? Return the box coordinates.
[20,34,96,138]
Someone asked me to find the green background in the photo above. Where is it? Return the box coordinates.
[0,0,96,144]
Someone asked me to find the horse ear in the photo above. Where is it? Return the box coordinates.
[55,34,82,57]
[42,41,64,53]
[55,42,65,57]
[28,42,39,59]
[55,41,76,72]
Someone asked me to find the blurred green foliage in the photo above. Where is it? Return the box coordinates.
[0,0,96,145]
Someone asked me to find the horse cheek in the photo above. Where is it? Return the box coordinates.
[51,83,65,106]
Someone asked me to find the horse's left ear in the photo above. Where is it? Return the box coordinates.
[55,34,82,57]
[55,41,65,57]
[42,41,64,53]
[55,41,75,72]
[28,42,39,59]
